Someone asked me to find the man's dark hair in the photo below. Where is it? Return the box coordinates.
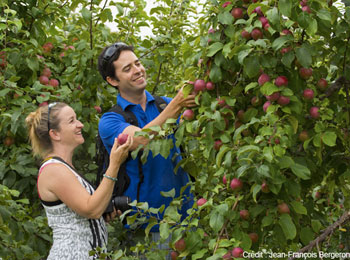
[97,42,134,82]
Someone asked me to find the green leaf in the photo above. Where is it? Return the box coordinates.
[300,227,314,245]
[262,215,273,227]
[81,8,92,21]
[159,222,170,240]
[243,56,260,78]
[279,214,296,240]
[290,163,311,180]
[210,211,224,233]
[317,9,332,22]
[321,131,337,146]
[245,82,258,93]
[281,51,295,68]
[311,219,322,233]
[209,64,222,83]
[272,36,292,51]
[278,0,292,17]
[218,11,234,25]
[160,188,175,198]
[260,82,279,95]
[306,18,318,36]
[207,42,224,57]
[263,146,274,162]
[286,116,298,134]
[26,58,39,72]
[295,46,312,68]
[290,201,307,215]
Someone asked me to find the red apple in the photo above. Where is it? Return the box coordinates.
[0,51,7,68]
[274,138,280,144]
[43,42,54,53]
[39,101,48,107]
[194,79,206,92]
[231,8,244,19]
[266,92,280,102]
[299,67,313,79]
[299,130,309,142]
[249,233,259,243]
[317,78,328,90]
[230,178,243,191]
[240,209,249,220]
[310,106,320,119]
[302,5,311,13]
[274,76,288,87]
[94,105,102,113]
[300,0,308,6]
[174,238,186,252]
[206,81,215,90]
[251,28,263,40]
[303,89,314,100]
[222,1,231,8]
[214,140,223,151]
[223,251,232,259]
[117,133,129,145]
[281,29,293,35]
[49,79,59,87]
[253,6,263,16]
[234,120,243,129]
[42,67,52,77]
[280,47,292,54]
[261,181,270,193]
[277,96,290,106]
[197,198,207,206]
[259,16,269,27]
[237,110,245,121]
[4,136,14,147]
[208,28,215,34]
[223,175,227,185]
[251,96,260,106]
[217,98,226,107]
[183,109,195,120]
[39,75,49,85]
[170,251,179,260]
[241,30,251,39]
[258,73,270,86]
[263,101,271,112]
[278,202,290,214]
[232,247,244,258]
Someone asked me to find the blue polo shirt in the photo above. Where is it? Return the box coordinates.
[98,90,192,230]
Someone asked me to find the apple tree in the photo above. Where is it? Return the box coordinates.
[120,0,350,259]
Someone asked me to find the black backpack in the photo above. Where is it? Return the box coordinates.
[95,95,168,203]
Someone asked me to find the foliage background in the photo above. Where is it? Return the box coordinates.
[1,0,350,259]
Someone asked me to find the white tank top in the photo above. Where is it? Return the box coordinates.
[38,158,108,260]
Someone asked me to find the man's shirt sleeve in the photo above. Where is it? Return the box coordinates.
[98,111,130,153]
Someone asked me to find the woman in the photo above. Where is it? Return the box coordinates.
[26,102,133,259]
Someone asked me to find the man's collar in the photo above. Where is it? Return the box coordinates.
[117,90,155,110]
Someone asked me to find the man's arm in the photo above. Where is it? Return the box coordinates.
[123,88,197,150]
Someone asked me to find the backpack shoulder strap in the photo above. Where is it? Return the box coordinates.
[153,95,168,113]
[109,104,138,127]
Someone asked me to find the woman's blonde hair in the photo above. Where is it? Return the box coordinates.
[25,102,67,158]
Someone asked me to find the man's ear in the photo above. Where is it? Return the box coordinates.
[106,76,119,88]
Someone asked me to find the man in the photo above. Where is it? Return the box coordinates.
[97,42,196,253]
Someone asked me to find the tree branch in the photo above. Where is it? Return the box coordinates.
[288,211,350,260]
[213,196,239,255]
[90,0,94,68]
[94,0,109,27]
[152,63,163,95]
[320,76,348,100]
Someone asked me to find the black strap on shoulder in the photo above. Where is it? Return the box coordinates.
[153,96,167,113]
[96,95,168,202]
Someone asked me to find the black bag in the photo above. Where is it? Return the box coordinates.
[95,96,167,214]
